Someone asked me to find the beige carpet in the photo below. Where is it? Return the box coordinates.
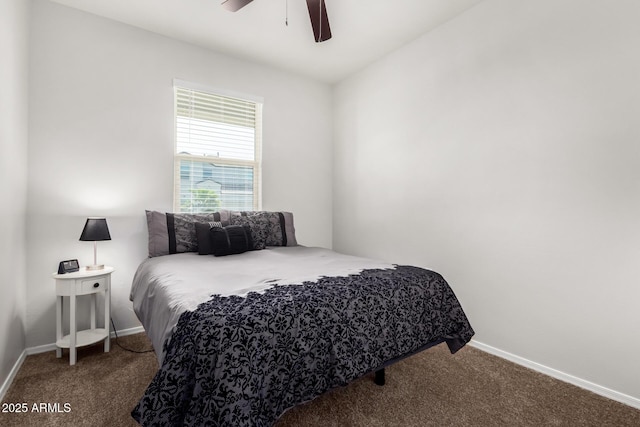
[1,333,639,426]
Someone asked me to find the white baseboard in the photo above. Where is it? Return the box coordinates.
[23,325,146,356]
[470,340,640,411]
[111,325,145,338]
[0,350,27,403]
[26,342,57,355]
[0,326,147,402]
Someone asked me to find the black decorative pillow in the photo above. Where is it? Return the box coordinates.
[195,222,223,255]
[210,225,254,257]
[229,211,297,247]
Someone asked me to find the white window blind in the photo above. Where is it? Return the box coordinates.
[174,84,262,213]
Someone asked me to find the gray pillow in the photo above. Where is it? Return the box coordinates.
[145,210,230,257]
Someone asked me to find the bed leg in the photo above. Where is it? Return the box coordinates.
[374,368,385,386]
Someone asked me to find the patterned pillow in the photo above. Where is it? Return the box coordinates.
[229,211,297,247]
[228,214,268,250]
[145,210,230,257]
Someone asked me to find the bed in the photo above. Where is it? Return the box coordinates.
[130,211,474,426]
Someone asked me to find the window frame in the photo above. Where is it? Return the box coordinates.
[173,80,263,213]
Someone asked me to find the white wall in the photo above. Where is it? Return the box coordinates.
[0,0,29,391]
[27,0,333,347]
[334,0,640,402]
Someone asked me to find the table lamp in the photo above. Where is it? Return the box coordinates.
[79,217,111,270]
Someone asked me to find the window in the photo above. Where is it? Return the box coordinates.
[174,81,262,213]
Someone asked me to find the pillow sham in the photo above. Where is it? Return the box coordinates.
[145,210,230,257]
[227,214,268,250]
[229,211,297,247]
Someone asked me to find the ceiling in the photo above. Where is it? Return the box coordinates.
[50,0,483,83]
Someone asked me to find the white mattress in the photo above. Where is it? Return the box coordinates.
[130,246,394,363]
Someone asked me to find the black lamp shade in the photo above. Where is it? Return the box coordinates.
[79,218,111,241]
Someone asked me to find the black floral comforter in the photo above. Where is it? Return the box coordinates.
[132,266,474,426]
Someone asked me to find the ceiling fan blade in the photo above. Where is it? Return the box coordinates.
[306,0,332,42]
[221,0,254,12]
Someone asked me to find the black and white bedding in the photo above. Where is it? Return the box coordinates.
[130,246,474,426]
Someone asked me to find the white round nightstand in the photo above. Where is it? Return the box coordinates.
[52,266,114,365]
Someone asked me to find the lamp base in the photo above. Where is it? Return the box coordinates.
[86,264,105,271]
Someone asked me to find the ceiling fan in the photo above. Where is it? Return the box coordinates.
[221,0,332,42]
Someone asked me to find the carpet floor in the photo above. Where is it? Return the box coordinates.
[1,333,639,426]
